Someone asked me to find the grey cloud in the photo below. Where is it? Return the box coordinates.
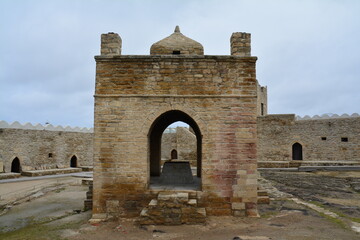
[0,0,359,127]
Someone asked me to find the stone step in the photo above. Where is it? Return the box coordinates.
[188,198,197,206]
[139,206,206,225]
[86,192,93,198]
[148,199,158,208]
[157,192,189,202]
[257,196,270,204]
[84,199,93,210]
[257,190,268,197]
[188,191,197,199]
[139,191,206,225]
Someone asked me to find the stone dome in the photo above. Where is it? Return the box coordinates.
[150,26,204,55]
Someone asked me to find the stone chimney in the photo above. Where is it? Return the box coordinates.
[230,32,251,56]
[101,32,122,56]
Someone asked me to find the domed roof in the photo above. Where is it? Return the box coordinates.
[150,26,204,55]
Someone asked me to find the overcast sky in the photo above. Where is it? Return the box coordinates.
[1,0,359,128]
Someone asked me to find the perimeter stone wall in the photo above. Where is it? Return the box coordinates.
[0,128,93,172]
[257,114,360,167]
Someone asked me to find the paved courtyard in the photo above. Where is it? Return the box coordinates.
[0,171,359,239]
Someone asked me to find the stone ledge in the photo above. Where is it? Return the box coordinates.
[95,55,258,62]
[0,173,21,180]
[80,166,93,172]
[21,168,82,177]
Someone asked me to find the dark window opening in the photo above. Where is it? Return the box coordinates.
[341,137,348,142]
[292,142,303,160]
[70,155,77,167]
[261,103,264,116]
[171,149,178,159]
[48,153,53,158]
[173,50,181,55]
[321,137,327,141]
[11,157,21,173]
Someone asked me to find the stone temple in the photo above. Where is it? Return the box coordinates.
[92,26,265,223]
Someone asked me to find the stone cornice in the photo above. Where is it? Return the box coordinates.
[94,55,257,62]
[94,94,257,99]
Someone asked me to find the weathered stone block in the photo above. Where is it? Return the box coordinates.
[232,202,245,210]
[106,200,119,213]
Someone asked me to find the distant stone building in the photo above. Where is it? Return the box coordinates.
[92,26,260,221]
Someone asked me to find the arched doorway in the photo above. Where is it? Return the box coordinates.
[149,110,202,188]
[171,149,178,159]
[70,155,77,167]
[11,157,21,173]
[292,143,303,160]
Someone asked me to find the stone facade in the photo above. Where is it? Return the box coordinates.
[92,27,259,220]
[0,121,93,173]
[257,114,360,167]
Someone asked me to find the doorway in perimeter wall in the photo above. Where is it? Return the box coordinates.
[70,155,77,167]
[171,149,178,159]
[148,110,202,190]
[11,157,21,173]
[292,143,303,160]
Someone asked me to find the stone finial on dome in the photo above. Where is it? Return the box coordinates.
[174,25,180,33]
[150,26,204,55]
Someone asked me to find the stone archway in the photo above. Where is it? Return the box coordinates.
[11,157,21,173]
[148,110,202,180]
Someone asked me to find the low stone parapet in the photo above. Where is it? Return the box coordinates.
[258,161,360,168]
[21,168,82,177]
[258,161,290,168]
[84,179,93,211]
[0,172,21,180]
[80,166,93,172]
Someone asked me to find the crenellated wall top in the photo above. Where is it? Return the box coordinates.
[296,113,359,120]
[0,120,93,133]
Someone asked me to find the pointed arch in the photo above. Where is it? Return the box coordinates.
[292,142,303,160]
